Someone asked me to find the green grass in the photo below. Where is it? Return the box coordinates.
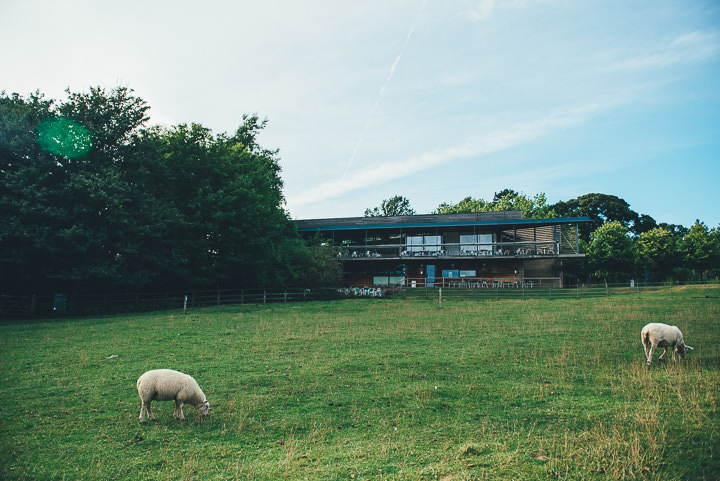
[1,289,718,480]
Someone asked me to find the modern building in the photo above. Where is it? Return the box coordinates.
[296,211,589,288]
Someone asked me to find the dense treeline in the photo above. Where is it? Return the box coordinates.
[1,87,341,294]
[3,87,718,295]
[367,193,720,284]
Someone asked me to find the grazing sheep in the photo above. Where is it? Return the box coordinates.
[641,323,694,365]
[137,369,209,422]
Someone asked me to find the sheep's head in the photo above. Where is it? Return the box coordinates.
[197,399,210,416]
[678,344,694,359]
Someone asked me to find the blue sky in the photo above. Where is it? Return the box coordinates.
[2,0,719,227]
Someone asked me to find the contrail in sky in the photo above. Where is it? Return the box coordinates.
[289,96,627,209]
[341,1,426,179]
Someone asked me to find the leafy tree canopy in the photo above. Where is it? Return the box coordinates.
[637,227,679,280]
[551,193,656,240]
[586,221,636,282]
[434,189,554,219]
[0,87,334,293]
[364,195,416,217]
[680,221,720,281]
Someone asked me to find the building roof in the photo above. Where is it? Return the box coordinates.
[295,211,590,232]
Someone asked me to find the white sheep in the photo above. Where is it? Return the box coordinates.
[137,369,209,422]
[641,323,694,365]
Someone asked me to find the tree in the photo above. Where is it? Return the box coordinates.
[491,189,517,204]
[680,221,720,282]
[435,196,488,214]
[434,190,554,219]
[552,193,640,241]
[1,87,156,292]
[291,244,343,287]
[637,228,678,281]
[1,91,56,292]
[586,221,636,283]
[491,190,555,219]
[1,88,335,293]
[657,223,689,237]
[143,119,302,288]
[634,214,658,236]
[364,196,415,217]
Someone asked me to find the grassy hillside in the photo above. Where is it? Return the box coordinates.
[1,291,718,480]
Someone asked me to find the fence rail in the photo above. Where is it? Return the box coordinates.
[0,288,341,319]
[2,282,717,319]
[398,282,719,302]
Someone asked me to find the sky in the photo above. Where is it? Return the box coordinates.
[2,0,719,227]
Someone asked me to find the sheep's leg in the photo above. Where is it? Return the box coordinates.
[174,400,185,420]
[671,348,677,362]
[646,344,655,365]
[659,347,667,361]
[140,402,154,421]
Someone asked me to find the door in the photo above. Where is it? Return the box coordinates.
[426,264,435,287]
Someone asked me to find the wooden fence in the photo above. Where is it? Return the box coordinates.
[2,282,717,319]
[0,288,342,319]
[398,282,719,302]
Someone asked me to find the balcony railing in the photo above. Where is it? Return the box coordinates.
[337,241,576,259]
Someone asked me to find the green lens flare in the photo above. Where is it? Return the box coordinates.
[37,118,93,159]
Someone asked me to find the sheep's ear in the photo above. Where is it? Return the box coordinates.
[686,346,694,351]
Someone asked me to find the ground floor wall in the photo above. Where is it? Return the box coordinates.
[341,257,564,288]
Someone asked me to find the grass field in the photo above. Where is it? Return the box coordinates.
[1,287,718,480]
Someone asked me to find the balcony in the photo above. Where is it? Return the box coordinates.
[336,240,580,260]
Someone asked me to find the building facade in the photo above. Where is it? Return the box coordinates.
[296,211,589,288]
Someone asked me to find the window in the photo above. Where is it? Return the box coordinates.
[408,235,441,253]
[424,235,442,253]
[408,236,424,253]
[460,234,492,253]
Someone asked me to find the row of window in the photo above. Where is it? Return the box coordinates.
[406,234,493,252]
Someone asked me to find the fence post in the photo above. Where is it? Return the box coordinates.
[183,295,188,315]
[439,288,443,308]
[217,289,221,306]
[263,290,267,304]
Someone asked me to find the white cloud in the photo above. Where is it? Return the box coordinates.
[4,1,718,227]
[287,98,623,210]
[611,30,720,71]
[467,0,552,22]
[468,0,495,21]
